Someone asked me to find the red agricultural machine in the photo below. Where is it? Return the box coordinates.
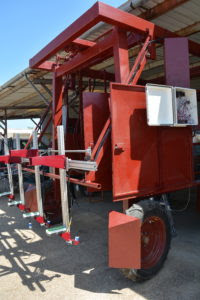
[0,2,200,282]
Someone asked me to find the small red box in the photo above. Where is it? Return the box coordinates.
[109,211,141,269]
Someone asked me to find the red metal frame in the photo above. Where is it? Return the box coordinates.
[28,1,200,198]
[30,1,200,72]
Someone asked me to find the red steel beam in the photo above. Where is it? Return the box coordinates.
[36,39,96,70]
[36,61,56,71]
[73,38,96,49]
[10,149,38,158]
[30,155,66,169]
[55,31,115,78]
[55,32,145,78]
[55,25,200,78]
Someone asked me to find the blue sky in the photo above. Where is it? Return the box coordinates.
[0,0,124,129]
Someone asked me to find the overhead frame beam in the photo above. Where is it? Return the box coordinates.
[55,31,115,77]
[29,2,155,68]
[30,1,200,72]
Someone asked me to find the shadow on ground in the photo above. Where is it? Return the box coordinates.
[0,191,200,299]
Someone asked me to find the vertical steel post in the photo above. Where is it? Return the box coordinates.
[57,125,70,231]
[4,138,14,196]
[16,134,25,205]
[113,27,129,83]
[32,131,43,217]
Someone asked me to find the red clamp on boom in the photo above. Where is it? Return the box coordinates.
[0,155,21,164]
[60,232,80,245]
[10,149,38,158]
[30,155,66,169]
[0,155,10,163]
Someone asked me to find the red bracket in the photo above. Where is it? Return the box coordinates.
[18,204,26,211]
[10,149,38,158]
[0,155,21,164]
[7,194,15,200]
[30,155,66,169]
[60,232,80,245]
[35,216,45,224]
[0,155,10,163]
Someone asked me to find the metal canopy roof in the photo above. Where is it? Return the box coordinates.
[0,0,200,120]
[0,68,52,120]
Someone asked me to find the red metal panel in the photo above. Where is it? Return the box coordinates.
[111,84,160,200]
[164,38,190,87]
[110,83,193,201]
[0,155,10,163]
[10,149,38,158]
[83,92,112,191]
[159,127,193,189]
[109,211,141,269]
[30,155,66,169]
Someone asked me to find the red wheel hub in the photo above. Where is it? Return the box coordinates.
[141,216,166,269]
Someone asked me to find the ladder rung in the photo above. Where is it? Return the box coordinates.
[0,192,11,197]
[46,225,66,236]
[8,200,22,207]
[23,211,40,218]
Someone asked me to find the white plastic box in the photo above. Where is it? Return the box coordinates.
[145,84,198,127]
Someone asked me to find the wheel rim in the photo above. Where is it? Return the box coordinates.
[141,216,166,269]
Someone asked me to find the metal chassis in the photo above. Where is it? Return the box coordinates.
[29,1,200,164]
[0,1,199,268]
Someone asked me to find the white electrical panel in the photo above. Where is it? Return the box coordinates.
[145,84,198,127]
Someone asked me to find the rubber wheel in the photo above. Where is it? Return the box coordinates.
[122,199,171,282]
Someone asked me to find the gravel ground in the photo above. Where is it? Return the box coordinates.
[0,191,200,300]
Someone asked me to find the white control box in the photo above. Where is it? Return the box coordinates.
[146,84,198,127]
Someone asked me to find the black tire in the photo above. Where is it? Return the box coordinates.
[122,199,172,282]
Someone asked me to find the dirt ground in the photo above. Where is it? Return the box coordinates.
[0,191,200,300]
